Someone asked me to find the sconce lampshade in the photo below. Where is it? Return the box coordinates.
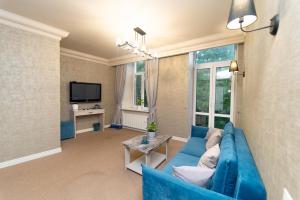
[227,0,258,29]
[229,60,239,72]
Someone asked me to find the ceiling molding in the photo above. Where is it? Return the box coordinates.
[61,48,109,66]
[0,9,69,40]
[109,32,245,66]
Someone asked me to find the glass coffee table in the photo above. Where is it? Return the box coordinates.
[122,134,172,175]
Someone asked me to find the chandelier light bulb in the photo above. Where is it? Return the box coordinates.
[116,27,156,59]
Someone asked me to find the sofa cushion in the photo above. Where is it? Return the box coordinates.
[180,137,206,157]
[173,166,215,188]
[223,122,234,136]
[163,153,199,174]
[191,126,209,138]
[233,129,266,200]
[205,129,222,150]
[198,144,220,169]
[210,134,237,197]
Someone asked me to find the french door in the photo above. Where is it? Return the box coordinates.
[193,61,234,129]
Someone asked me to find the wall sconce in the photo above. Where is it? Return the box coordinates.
[229,60,245,77]
[227,0,280,35]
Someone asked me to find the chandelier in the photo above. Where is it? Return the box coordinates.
[116,27,157,59]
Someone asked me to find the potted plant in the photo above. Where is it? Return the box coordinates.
[136,98,144,110]
[147,121,158,140]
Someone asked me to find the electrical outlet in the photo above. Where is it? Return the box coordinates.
[282,188,293,200]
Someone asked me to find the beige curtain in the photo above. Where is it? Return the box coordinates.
[112,64,127,125]
[145,59,159,123]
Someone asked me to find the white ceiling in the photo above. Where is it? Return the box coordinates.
[0,0,235,59]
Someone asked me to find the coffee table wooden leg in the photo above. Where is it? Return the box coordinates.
[124,147,130,169]
[166,141,169,160]
[145,153,151,166]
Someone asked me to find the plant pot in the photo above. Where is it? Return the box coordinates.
[137,106,142,110]
[147,131,156,140]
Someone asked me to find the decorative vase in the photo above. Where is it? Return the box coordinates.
[147,131,156,140]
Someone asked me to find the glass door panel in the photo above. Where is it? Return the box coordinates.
[214,66,232,128]
[214,116,230,129]
[195,115,209,127]
[195,68,211,127]
[194,62,233,129]
[215,66,232,114]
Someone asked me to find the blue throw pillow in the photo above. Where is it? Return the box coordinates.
[223,122,234,136]
[210,134,238,197]
[191,126,209,138]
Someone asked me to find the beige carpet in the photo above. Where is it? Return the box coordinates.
[0,128,183,200]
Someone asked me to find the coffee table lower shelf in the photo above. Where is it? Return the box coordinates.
[126,152,166,175]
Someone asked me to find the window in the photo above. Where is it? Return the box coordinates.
[193,45,235,129]
[195,44,235,64]
[134,61,148,107]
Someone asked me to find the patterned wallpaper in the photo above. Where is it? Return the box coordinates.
[60,55,115,130]
[0,24,60,162]
[157,54,193,138]
[240,0,300,199]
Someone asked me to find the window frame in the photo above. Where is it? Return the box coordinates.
[193,60,235,129]
[133,61,148,108]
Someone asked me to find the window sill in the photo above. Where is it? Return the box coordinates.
[122,107,149,113]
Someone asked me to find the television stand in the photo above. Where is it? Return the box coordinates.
[72,108,105,138]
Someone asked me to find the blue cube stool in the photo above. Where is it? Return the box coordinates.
[61,121,75,140]
[111,124,123,129]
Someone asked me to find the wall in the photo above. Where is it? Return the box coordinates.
[157,54,193,138]
[60,55,115,130]
[239,0,300,199]
[0,24,60,162]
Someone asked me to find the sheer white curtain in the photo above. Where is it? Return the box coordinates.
[112,64,127,125]
[145,59,159,123]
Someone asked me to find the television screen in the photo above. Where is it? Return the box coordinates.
[70,82,101,103]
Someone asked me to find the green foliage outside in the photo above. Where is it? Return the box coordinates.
[214,117,230,129]
[195,44,235,64]
[196,69,210,113]
[136,98,144,106]
[136,60,145,72]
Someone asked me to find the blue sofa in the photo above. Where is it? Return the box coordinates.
[142,123,266,200]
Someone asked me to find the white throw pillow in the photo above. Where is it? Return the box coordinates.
[198,144,220,169]
[205,129,222,150]
[173,165,215,188]
[205,128,222,140]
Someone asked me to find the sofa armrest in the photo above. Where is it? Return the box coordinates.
[142,165,234,200]
[191,126,209,138]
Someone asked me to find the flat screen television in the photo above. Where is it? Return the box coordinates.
[70,82,101,103]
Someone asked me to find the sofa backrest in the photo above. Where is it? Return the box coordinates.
[223,122,234,136]
[210,133,237,197]
[233,128,267,200]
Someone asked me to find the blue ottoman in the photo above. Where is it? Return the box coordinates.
[61,121,75,140]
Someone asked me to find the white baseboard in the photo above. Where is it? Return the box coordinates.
[76,124,111,134]
[76,128,94,134]
[172,136,188,143]
[0,147,62,169]
[123,126,146,133]
[104,124,111,128]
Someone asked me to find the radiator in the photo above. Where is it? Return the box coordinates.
[122,110,148,130]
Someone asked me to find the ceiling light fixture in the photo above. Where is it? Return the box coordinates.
[116,27,157,59]
[227,0,280,35]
